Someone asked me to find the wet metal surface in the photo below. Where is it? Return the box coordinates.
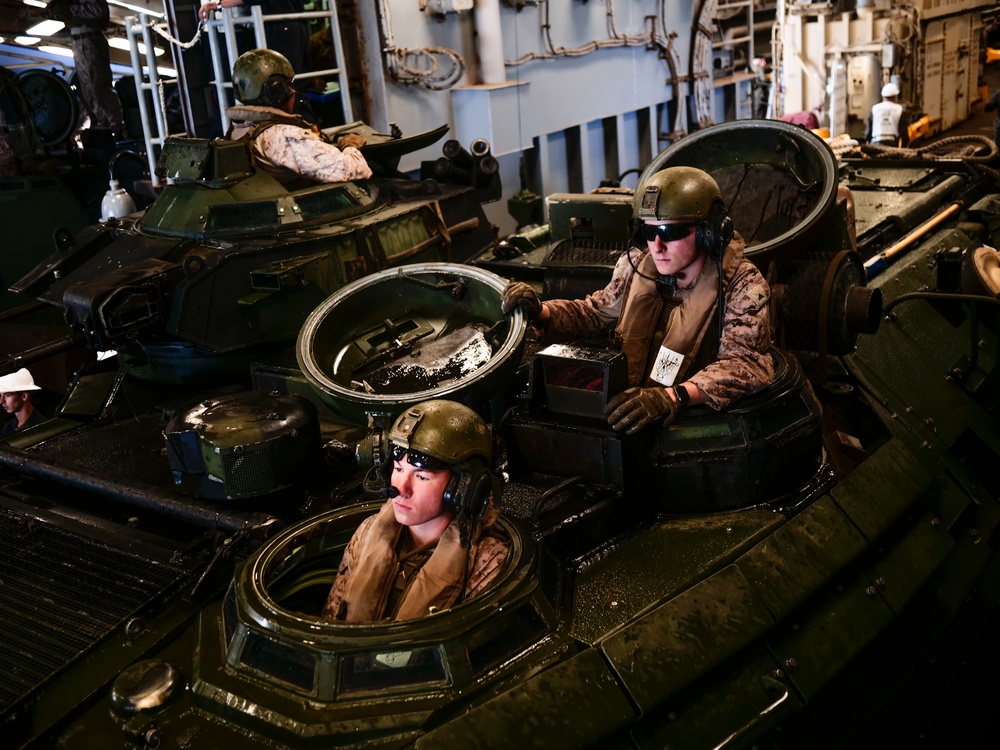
[361,325,494,393]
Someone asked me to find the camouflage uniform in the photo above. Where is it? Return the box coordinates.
[542,232,774,410]
[226,104,371,187]
[322,500,509,622]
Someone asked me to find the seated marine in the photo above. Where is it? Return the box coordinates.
[322,400,509,622]
[502,166,775,434]
[226,48,371,189]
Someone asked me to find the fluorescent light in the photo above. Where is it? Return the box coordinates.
[15,36,41,46]
[26,20,65,36]
[157,66,177,77]
[108,37,165,57]
[107,0,164,18]
[39,44,74,57]
[23,0,48,7]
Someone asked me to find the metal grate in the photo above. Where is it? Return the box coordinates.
[0,508,189,718]
[221,444,277,498]
[545,239,628,267]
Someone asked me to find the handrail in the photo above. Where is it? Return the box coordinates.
[711,674,791,750]
[204,4,353,134]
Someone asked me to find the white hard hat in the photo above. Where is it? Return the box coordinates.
[0,368,41,393]
[881,82,899,98]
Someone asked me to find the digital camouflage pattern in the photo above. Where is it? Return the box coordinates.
[321,504,509,621]
[227,104,372,185]
[541,234,774,410]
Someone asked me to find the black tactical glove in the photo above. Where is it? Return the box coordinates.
[604,387,677,435]
[501,281,542,321]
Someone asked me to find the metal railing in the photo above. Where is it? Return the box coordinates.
[126,14,169,188]
[125,3,353,188]
[202,3,353,134]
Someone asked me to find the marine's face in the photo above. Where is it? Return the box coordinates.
[391,455,453,531]
[644,219,705,279]
[1,392,25,414]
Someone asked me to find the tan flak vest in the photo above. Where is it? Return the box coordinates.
[615,234,746,387]
[335,500,499,622]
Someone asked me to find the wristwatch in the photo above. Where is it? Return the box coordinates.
[672,385,691,407]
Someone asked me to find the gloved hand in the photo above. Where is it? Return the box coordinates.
[501,281,542,321]
[336,133,366,150]
[604,387,677,435]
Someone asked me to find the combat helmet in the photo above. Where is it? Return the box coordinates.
[634,166,723,223]
[232,49,295,105]
[388,400,492,470]
[388,400,497,524]
[634,166,733,255]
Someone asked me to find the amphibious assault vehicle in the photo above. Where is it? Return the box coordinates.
[4,120,501,385]
[2,121,1000,749]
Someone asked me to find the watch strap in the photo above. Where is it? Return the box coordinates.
[673,385,690,406]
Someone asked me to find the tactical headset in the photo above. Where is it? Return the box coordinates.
[259,74,295,109]
[442,458,497,521]
[695,200,735,259]
[386,446,497,526]
[634,200,733,259]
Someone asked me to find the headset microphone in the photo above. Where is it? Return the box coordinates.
[379,486,400,498]
[625,244,677,287]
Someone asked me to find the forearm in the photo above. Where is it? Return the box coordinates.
[261,127,373,182]
[541,297,616,341]
[538,251,632,340]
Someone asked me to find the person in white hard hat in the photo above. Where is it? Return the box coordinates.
[865,82,911,147]
[0,369,46,436]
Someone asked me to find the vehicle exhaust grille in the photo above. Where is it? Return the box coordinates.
[0,507,189,718]
[545,239,628,267]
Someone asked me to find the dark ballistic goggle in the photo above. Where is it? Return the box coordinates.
[638,222,696,243]
[390,444,450,471]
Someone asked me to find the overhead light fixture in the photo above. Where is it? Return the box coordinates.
[39,44,74,57]
[23,0,48,7]
[108,0,165,19]
[15,36,41,46]
[26,20,65,36]
[157,66,177,77]
[108,37,165,57]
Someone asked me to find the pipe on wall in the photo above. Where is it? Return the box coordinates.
[475,0,507,84]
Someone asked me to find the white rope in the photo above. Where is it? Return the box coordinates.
[147,19,206,50]
[157,76,169,137]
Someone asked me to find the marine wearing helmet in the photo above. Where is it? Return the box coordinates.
[501,166,774,432]
[232,48,297,108]
[225,49,371,187]
[321,400,509,622]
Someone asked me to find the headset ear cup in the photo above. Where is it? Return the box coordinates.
[442,465,494,519]
[462,467,494,519]
[696,224,709,255]
[701,204,733,258]
[442,472,462,516]
[719,214,734,248]
[262,75,293,108]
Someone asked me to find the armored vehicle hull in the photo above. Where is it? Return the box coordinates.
[7,128,500,384]
[1,123,1000,749]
